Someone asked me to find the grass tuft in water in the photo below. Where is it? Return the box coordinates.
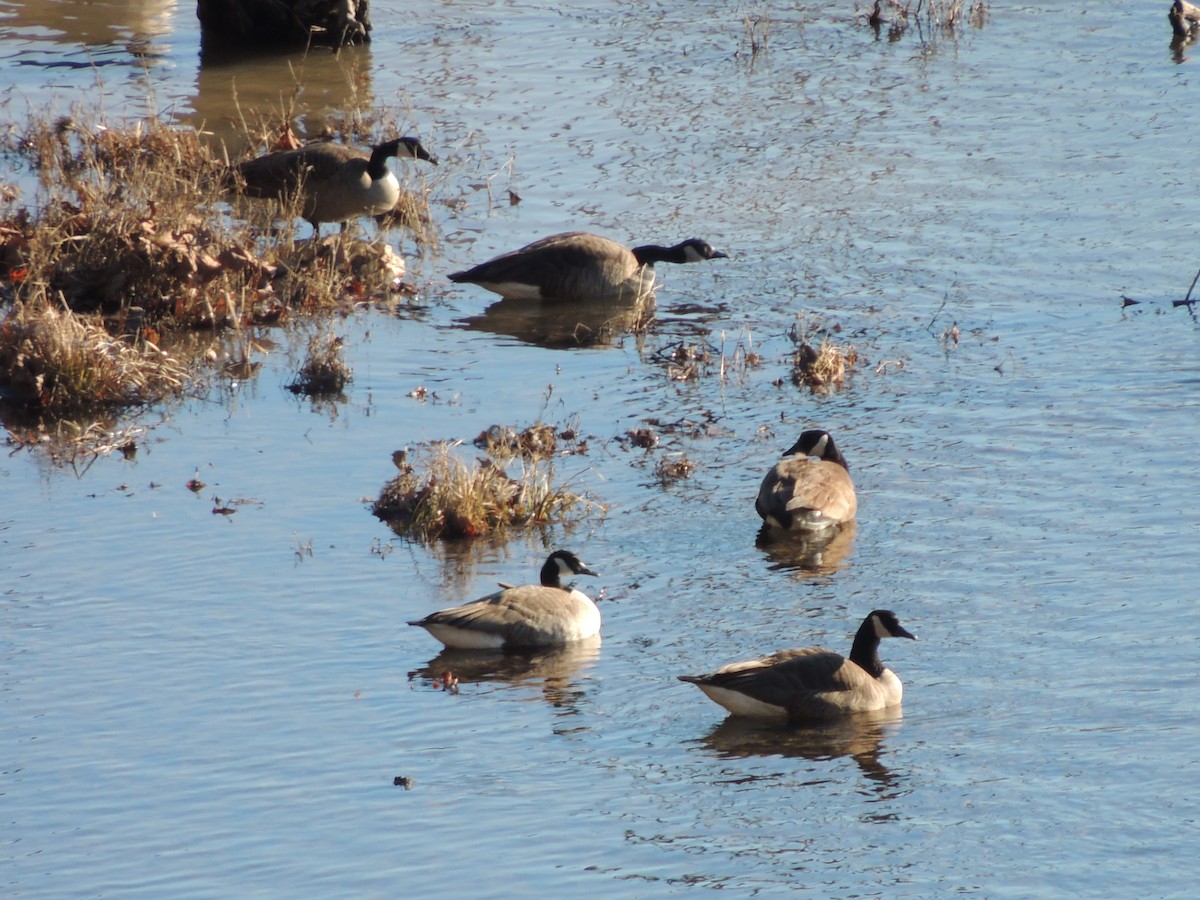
[472,416,587,461]
[373,441,600,541]
[0,296,186,417]
[788,318,859,391]
[656,453,697,484]
[287,331,352,396]
[791,337,859,390]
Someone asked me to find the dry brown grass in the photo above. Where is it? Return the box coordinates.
[655,453,697,484]
[474,422,558,460]
[472,416,587,461]
[0,110,436,438]
[655,341,712,382]
[792,338,859,391]
[5,117,253,323]
[373,441,599,541]
[0,296,186,417]
[788,318,860,391]
[791,337,859,390]
[740,3,771,56]
[287,331,352,396]
[653,328,761,384]
[718,327,762,383]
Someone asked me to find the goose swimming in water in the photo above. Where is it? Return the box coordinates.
[234,136,437,229]
[408,550,600,650]
[678,610,917,720]
[756,429,857,533]
[447,231,727,302]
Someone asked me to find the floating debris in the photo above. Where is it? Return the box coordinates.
[656,454,697,484]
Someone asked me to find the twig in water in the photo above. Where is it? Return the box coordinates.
[1171,267,1200,308]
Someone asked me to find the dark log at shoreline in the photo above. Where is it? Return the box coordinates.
[196,0,372,53]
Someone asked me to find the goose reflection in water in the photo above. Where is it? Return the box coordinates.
[408,636,602,713]
[756,520,857,578]
[458,292,655,350]
[692,706,905,792]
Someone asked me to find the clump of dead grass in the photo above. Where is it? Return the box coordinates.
[791,338,859,390]
[0,109,438,438]
[718,327,762,382]
[789,319,860,391]
[372,441,600,541]
[287,331,352,396]
[4,117,259,324]
[473,422,558,460]
[655,341,714,382]
[655,453,697,484]
[653,329,761,384]
[0,297,186,417]
[472,416,587,461]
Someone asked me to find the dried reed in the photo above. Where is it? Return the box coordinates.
[0,296,186,416]
[373,441,599,541]
[288,331,352,396]
[791,337,859,390]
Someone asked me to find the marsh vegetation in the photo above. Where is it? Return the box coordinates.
[0,110,434,444]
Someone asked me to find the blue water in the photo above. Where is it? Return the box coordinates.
[4,1,1200,896]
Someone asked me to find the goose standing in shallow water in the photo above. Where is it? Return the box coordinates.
[447,231,728,302]
[678,610,917,720]
[234,136,437,230]
[408,550,600,650]
[756,429,857,533]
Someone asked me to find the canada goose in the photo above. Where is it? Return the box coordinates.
[234,136,437,229]
[677,610,917,720]
[447,231,728,302]
[408,550,600,649]
[755,430,857,533]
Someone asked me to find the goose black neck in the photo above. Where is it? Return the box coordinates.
[814,433,849,471]
[827,446,850,471]
[539,556,565,589]
[848,620,885,678]
[367,140,401,179]
[631,243,682,266]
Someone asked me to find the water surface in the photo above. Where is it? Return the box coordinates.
[3,2,1200,896]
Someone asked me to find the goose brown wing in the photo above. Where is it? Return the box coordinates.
[293,144,368,179]
[236,144,367,198]
[699,648,863,710]
[413,585,572,645]
[452,232,634,288]
[757,459,856,525]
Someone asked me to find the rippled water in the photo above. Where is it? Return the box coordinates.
[3,1,1200,896]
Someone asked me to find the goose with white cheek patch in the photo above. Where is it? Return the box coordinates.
[234,136,437,230]
[677,610,917,721]
[756,429,857,533]
[408,550,600,650]
[447,231,728,302]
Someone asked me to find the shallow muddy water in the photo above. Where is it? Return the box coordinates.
[3,2,1200,896]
